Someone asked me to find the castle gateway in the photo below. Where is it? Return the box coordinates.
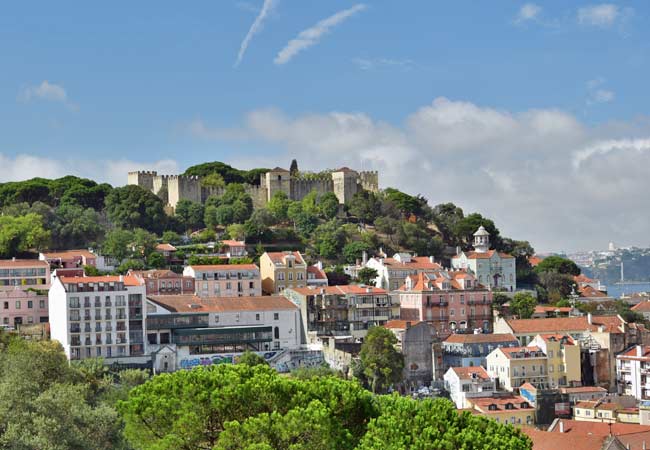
[128,167,378,210]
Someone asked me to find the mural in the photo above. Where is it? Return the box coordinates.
[178,349,326,372]
[179,351,279,370]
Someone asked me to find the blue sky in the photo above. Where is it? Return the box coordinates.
[1,1,650,252]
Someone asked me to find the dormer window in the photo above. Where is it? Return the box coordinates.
[505,403,514,410]
[520,402,529,408]
[488,404,498,411]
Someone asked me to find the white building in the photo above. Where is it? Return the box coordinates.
[616,345,650,401]
[364,253,442,291]
[451,226,516,291]
[443,366,496,409]
[183,264,261,298]
[49,274,147,361]
[145,294,303,372]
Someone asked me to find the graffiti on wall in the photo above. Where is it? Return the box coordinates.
[179,351,279,370]
[274,351,324,373]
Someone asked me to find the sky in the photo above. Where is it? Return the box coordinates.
[1,1,650,253]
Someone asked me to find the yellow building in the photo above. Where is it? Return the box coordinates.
[260,251,307,294]
[530,334,581,388]
[466,395,535,426]
[486,346,548,391]
[574,400,620,423]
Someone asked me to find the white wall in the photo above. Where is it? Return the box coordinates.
[48,278,70,357]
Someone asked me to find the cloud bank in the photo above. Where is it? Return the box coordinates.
[188,99,650,252]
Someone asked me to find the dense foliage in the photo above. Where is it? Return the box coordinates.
[119,364,531,450]
[183,161,269,186]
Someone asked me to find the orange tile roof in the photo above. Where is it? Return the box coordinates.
[631,301,650,312]
[574,274,596,284]
[187,264,259,271]
[307,265,327,279]
[559,386,607,394]
[618,345,650,360]
[289,285,387,296]
[498,346,543,359]
[534,305,572,313]
[453,250,514,260]
[578,285,608,298]
[155,243,177,252]
[221,240,246,247]
[522,428,605,450]
[450,366,491,381]
[147,295,297,313]
[444,333,518,344]
[575,400,621,411]
[528,256,544,267]
[505,315,623,334]
[538,334,576,345]
[548,419,650,437]
[384,320,421,329]
[0,259,49,267]
[42,249,96,259]
[399,272,488,292]
[59,275,142,286]
[469,395,533,412]
[381,256,443,270]
[265,251,305,265]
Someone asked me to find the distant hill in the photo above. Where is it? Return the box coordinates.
[581,248,650,284]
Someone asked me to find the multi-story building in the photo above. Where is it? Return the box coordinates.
[283,285,397,341]
[529,334,581,388]
[398,271,493,333]
[441,333,519,371]
[0,259,51,328]
[443,366,496,409]
[385,320,435,387]
[451,226,516,291]
[183,264,261,298]
[364,253,442,291]
[616,345,650,400]
[49,275,147,361]
[0,290,49,327]
[306,263,328,287]
[466,395,535,426]
[219,240,248,258]
[574,400,622,423]
[486,345,549,391]
[559,386,608,404]
[128,270,195,296]
[145,294,302,371]
[39,249,97,268]
[0,258,50,290]
[260,251,307,294]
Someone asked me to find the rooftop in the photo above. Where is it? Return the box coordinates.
[220,240,246,247]
[617,345,650,360]
[631,301,650,312]
[384,319,422,330]
[452,250,514,260]
[148,295,298,313]
[444,333,518,345]
[522,428,606,450]
[559,386,608,394]
[288,285,387,296]
[379,256,443,270]
[59,275,142,287]
[450,366,491,381]
[497,346,543,359]
[469,395,533,412]
[129,270,187,279]
[186,264,259,271]
[41,249,96,259]
[265,251,305,265]
[547,419,650,437]
[307,265,327,280]
[155,243,177,252]
[0,259,49,268]
[504,315,623,334]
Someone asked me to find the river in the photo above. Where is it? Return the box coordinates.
[607,282,650,299]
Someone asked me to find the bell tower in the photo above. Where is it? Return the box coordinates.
[473,226,490,253]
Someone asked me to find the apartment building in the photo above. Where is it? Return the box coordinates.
[365,252,442,291]
[444,366,496,409]
[486,346,549,391]
[574,400,622,423]
[49,275,147,361]
[260,251,307,294]
[0,258,50,290]
[616,345,650,401]
[0,259,51,328]
[441,333,519,371]
[145,294,302,371]
[530,334,581,388]
[466,395,535,426]
[128,270,195,296]
[306,263,328,287]
[283,285,396,341]
[183,264,261,298]
[398,271,493,333]
[39,249,97,268]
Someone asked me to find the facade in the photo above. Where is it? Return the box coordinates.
[385,320,435,387]
[260,251,307,294]
[39,249,97,268]
[559,386,608,404]
[451,226,516,291]
[145,295,302,371]
[441,332,519,371]
[574,400,622,423]
[49,275,147,361]
[0,258,50,290]
[443,366,496,409]
[616,345,650,400]
[486,346,549,391]
[0,290,49,327]
[365,253,442,291]
[128,270,195,296]
[631,302,650,321]
[398,271,493,333]
[128,167,379,209]
[530,334,582,388]
[283,285,396,341]
[220,240,247,258]
[306,263,329,287]
[183,264,261,298]
[0,259,51,328]
[466,395,535,426]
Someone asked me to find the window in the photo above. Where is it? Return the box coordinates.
[460,308,465,315]
[3,302,7,310]
[274,313,279,320]
[288,272,293,281]
[274,327,280,339]
[215,315,219,323]
[249,281,254,289]
[15,301,21,309]
[548,350,553,358]
[2,318,8,325]
[256,313,260,321]
[450,309,455,317]
[39,300,45,309]
[226,282,232,290]
[549,365,554,373]
[278,272,285,281]
[559,364,565,372]
[297,272,304,280]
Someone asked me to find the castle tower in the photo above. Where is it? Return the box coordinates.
[127,171,157,191]
[265,167,291,202]
[473,226,490,253]
[331,167,359,204]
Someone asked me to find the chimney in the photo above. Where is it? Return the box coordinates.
[637,345,644,358]
[456,246,461,256]
[587,313,592,325]
[559,421,564,433]
[119,275,124,283]
[362,251,368,265]
[315,261,323,270]
[11,257,15,262]
[366,287,372,293]
[429,256,434,263]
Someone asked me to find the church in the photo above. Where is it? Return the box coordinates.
[451,226,516,292]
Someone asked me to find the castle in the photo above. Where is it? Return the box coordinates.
[127,167,379,210]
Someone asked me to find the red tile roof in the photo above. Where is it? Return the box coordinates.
[155,243,177,252]
[575,401,620,411]
[381,256,443,270]
[574,274,596,284]
[450,366,491,381]
[307,265,327,280]
[469,395,533,412]
[59,275,142,286]
[534,305,572,314]
[505,315,623,334]
[453,250,514,260]
[221,240,246,247]
[559,386,607,394]
[631,301,650,312]
[528,256,544,267]
[547,419,650,437]
[578,285,607,298]
[0,259,49,268]
[538,334,576,345]
[522,428,606,450]
[618,345,650,360]
[444,333,518,345]
[148,294,297,313]
[42,249,96,259]
[384,320,421,329]
[265,251,305,265]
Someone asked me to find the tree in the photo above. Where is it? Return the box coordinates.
[301,190,319,215]
[535,255,581,276]
[215,204,235,226]
[289,158,299,176]
[101,229,133,262]
[397,221,444,258]
[383,188,424,217]
[343,241,373,264]
[201,172,226,188]
[147,252,166,269]
[132,228,158,257]
[432,202,464,243]
[313,220,346,260]
[0,214,50,257]
[175,199,205,231]
[237,351,268,367]
[358,326,404,393]
[509,292,537,319]
[117,259,146,274]
[537,271,576,303]
[105,185,167,234]
[347,191,381,224]
[453,213,501,250]
[51,203,104,249]
[268,191,290,222]
[162,230,181,244]
[226,223,246,241]
[357,267,378,286]
[318,192,340,220]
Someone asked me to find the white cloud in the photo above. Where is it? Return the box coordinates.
[515,3,541,23]
[0,153,178,187]
[274,4,367,65]
[352,57,414,71]
[234,0,277,67]
[186,99,650,252]
[19,80,79,111]
[586,78,615,104]
[578,4,620,27]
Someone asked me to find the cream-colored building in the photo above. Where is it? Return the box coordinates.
[574,400,620,423]
[530,334,581,388]
[466,395,535,426]
[183,264,261,298]
[260,252,307,294]
[486,345,548,391]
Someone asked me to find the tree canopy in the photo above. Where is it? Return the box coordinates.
[358,326,404,393]
[105,185,168,234]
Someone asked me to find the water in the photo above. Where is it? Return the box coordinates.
[607,282,650,299]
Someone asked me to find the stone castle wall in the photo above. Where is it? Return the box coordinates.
[290,178,333,202]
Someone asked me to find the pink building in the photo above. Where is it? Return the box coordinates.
[128,269,195,296]
[183,264,261,297]
[0,259,51,328]
[40,249,97,268]
[398,271,493,333]
[0,290,49,327]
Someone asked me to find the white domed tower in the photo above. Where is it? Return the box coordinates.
[473,226,490,253]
